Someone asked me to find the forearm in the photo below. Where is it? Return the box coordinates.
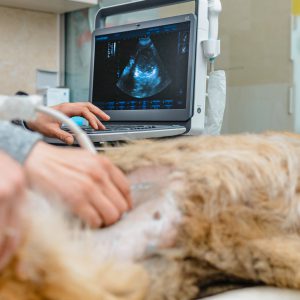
[0,121,42,164]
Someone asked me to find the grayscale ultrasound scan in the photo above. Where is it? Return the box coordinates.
[93,21,190,111]
[116,37,172,98]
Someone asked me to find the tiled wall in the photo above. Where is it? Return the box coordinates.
[0,6,58,95]
[217,0,292,87]
[160,0,293,133]
[159,0,292,86]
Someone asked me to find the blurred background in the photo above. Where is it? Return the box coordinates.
[0,0,298,134]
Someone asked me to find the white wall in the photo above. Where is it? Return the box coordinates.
[292,16,300,133]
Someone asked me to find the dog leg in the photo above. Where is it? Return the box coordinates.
[178,205,300,291]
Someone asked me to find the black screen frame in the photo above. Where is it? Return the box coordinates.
[90,14,197,122]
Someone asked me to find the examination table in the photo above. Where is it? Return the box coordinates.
[203,287,300,300]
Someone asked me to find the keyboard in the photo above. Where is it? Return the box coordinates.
[63,124,180,134]
[48,124,187,143]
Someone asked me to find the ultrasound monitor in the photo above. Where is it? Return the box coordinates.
[90,14,197,122]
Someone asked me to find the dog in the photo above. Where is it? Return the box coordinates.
[2,132,300,300]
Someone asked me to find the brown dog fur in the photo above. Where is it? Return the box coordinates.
[2,132,300,300]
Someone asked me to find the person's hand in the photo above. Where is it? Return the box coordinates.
[26,102,110,145]
[24,142,132,228]
[0,152,26,270]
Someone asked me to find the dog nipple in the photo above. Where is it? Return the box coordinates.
[153,211,162,220]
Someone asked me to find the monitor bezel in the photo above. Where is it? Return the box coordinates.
[90,13,197,122]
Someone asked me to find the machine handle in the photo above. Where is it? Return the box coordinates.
[95,0,196,29]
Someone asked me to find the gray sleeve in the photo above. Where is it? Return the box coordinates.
[0,121,42,164]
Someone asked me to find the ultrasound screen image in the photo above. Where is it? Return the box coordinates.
[92,21,191,111]
[116,37,172,99]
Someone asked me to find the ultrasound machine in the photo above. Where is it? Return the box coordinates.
[59,0,222,143]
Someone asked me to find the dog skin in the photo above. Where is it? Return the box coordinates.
[2,132,300,300]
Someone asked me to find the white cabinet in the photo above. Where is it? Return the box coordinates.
[0,0,98,13]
